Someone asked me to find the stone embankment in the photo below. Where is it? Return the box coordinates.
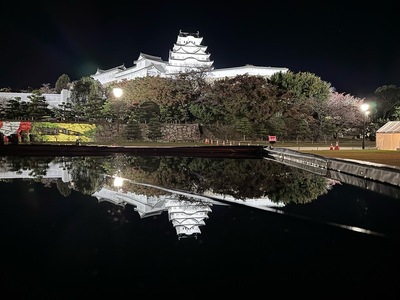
[264,147,400,188]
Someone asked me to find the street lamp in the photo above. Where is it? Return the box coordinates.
[112,88,123,133]
[361,103,369,150]
[113,176,124,188]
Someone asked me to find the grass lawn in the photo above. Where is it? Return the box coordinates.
[300,149,400,168]
[269,139,399,168]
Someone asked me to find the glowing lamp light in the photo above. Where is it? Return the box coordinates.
[113,177,124,188]
[113,87,123,98]
[361,103,369,113]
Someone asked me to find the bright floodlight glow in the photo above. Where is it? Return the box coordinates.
[113,87,123,98]
[113,177,124,187]
[361,103,369,112]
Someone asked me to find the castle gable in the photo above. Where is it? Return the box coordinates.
[95,64,126,75]
[135,53,165,64]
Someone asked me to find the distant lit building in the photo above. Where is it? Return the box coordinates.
[91,30,288,85]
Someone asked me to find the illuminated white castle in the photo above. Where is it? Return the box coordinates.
[0,31,288,107]
[91,30,288,85]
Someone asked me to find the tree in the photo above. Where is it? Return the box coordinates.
[71,77,104,104]
[165,70,209,122]
[235,117,253,140]
[206,75,281,138]
[267,113,287,140]
[113,73,209,124]
[188,100,225,125]
[53,101,74,121]
[374,85,400,120]
[115,77,168,108]
[268,71,332,140]
[0,101,6,119]
[0,87,12,92]
[55,74,71,93]
[26,90,53,120]
[269,71,331,102]
[39,83,55,94]
[136,101,160,123]
[125,118,143,140]
[147,117,162,141]
[391,106,400,121]
[4,98,23,120]
[325,91,364,139]
[110,77,166,126]
[70,77,106,121]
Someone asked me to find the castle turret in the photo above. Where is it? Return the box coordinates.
[166,30,214,75]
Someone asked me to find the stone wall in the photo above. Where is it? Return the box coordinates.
[161,124,201,142]
[140,123,201,142]
[0,121,203,143]
[96,123,202,142]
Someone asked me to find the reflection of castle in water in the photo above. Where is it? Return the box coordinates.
[0,161,280,239]
[92,187,215,239]
[7,154,398,239]
[91,176,284,239]
[166,199,212,239]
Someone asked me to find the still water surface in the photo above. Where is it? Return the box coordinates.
[1,154,399,298]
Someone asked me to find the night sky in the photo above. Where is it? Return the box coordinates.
[1,1,398,98]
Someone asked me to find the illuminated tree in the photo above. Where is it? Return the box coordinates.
[325,91,364,139]
[55,74,71,93]
[269,71,332,140]
[70,77,106,121]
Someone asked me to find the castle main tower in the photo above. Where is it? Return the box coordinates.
[166,30,214,75]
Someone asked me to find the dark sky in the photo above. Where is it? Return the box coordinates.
[1,1,398,98]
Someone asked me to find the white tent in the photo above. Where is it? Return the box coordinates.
[376,121,400,150]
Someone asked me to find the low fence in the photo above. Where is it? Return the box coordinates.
[264,147,400,188]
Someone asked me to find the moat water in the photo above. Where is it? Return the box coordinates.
[0,154,399,298]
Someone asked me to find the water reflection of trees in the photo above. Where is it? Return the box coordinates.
[101,156,330,204]
[3,156,53,180]
[1,155,331,204]
[56,179,72,197]
[67,156,109,195]
[189,158,330,204]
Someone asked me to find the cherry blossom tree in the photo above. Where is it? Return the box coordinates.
[325,91,365,139]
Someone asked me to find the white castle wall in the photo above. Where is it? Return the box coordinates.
[0,89,71,109]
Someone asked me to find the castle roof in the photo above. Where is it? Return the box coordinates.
[178,30,200,38]
[95,64,126,74]
[134,53,165,64]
